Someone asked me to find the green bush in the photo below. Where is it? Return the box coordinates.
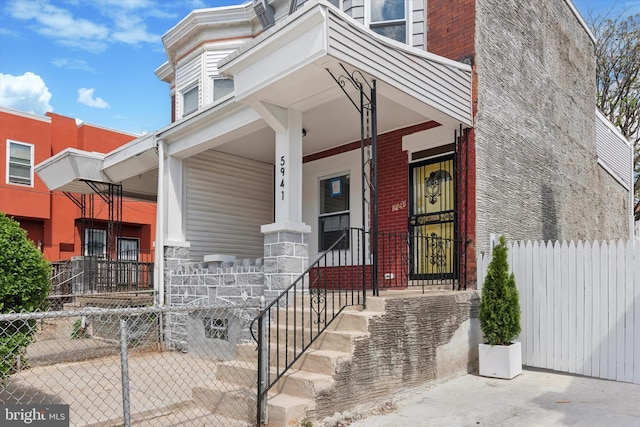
[0,212,51,380]
[479,235,521,346]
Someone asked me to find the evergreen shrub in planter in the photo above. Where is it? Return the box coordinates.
[478,235,522,379]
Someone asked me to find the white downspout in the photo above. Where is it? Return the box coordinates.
[155,138,165,306]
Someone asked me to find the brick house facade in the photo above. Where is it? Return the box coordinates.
[1,107,156,262]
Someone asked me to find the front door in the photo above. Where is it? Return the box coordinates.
[408,155,456,279]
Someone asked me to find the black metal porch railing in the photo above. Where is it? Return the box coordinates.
[49,250,155,296]
[251,229,365,425]
[376,229,462,292]
[251,227,462,424]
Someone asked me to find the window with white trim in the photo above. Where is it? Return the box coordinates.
[212,78,234,102]
[327,0,342,9]
[319,174,350,251]
[84,229,106,257]
[6,140,34,186]
[369,0,407,43]
[182,84,199,116]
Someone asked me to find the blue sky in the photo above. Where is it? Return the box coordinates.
[0,0,637,136]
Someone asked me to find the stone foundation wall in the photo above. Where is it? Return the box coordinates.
[164,244,265,351]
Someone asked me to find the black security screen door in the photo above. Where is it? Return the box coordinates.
[408,155,456,279]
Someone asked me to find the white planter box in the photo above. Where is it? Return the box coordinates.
[478,341,522,379]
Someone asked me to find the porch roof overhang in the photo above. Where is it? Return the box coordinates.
[162,0,472,160]
[35,134,159,201]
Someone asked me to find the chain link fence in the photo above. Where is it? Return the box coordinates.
[0,300,261,426]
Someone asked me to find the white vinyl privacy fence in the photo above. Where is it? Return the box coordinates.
[478,240,640,385]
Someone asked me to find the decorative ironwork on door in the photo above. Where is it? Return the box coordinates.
[409,155,456,279]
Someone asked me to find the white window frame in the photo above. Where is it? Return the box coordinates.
[319,172,351,251]
[182,84,199,117]
[6,140,34,187]
[366,0,410,44]
[84,229,106,257]
[211,77,234,102]
[327,0,343,9]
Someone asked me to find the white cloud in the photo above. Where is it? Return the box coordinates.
[52,58,95,72]
[6,0,167,52]
[77,88,110,109]
[8,0,110,52]
[0,72,53,115]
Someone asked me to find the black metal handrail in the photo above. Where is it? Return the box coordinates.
[250,227,462,424]
[251,228,366,425]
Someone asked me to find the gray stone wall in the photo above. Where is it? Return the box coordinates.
[262,230,309,301]
[474,0,629,255]
[164,245,264,351]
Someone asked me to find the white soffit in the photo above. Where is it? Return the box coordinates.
[103,133,158,182]
[35,148,108,193]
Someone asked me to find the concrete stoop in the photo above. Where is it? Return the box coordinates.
[191,301,386,426]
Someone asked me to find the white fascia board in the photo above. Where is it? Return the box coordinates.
[160,100,263,159]
[103,133,159,182]
[221,4,329,101]
[155,61,173,82]
[34,148,108,191]
[162,3,254,51]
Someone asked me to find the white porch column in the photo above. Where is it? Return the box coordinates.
[254,102,310,300]
[165,154,188,245]
[254,101,310,234]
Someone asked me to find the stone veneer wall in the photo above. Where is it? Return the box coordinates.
[474,0,629,255]
[163,245,265,351]
[262,230,309,301]
[309,291,482,420]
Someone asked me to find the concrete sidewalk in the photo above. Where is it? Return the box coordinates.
[325,369,640,427]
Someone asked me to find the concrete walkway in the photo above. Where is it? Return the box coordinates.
[330,369,640,427]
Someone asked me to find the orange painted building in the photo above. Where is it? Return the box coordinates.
[0,107,156,262]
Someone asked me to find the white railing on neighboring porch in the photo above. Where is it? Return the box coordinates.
[478,240,640,385]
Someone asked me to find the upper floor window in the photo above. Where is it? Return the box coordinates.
[327,0,342,8]
[182,84,199,116]
[370,0,406,43]
[212,78,234,102]
[6,140,33,186]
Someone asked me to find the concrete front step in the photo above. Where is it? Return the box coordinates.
[193,381,314,426]
[193,382,255,422]
[201,297,388,426]
[223,346,351,383]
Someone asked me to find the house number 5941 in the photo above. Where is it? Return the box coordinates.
[280,155,285,201]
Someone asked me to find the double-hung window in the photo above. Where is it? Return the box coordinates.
[7,141,33,186]
[182,85,199,116]
[319,174,350,250]
[370,0,407,43]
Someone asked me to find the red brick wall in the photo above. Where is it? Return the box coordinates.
[426,0,475,62]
